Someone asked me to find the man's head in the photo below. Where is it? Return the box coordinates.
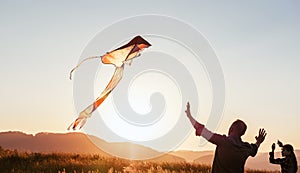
[228,119,247,137]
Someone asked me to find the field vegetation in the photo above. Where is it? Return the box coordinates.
[0,147,279,173]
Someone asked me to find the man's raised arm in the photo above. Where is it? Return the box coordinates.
[185,102,221,143]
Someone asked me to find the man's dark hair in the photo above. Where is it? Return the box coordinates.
[229,119,247,136]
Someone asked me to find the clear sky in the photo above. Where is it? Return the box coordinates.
[0,0,299,153]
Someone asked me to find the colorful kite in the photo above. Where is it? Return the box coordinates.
[68,36,151,130]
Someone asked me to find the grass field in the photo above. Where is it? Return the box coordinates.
[0,147,279,173]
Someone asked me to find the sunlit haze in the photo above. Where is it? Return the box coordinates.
[0,1,299,153]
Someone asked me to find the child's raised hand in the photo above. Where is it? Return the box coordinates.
[272,143,275,151]
[277,140,283,147]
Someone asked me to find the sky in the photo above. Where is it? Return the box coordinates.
[0,0,300,153]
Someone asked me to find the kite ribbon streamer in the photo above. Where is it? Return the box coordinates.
[69,56,100,80]
[68,65,124,130]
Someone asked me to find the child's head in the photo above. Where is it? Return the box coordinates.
[281,144,294,157]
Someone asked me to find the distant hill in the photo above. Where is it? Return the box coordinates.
[0,131,184,162]
[169,150,214,162]
[194,154,213,165]
[0,131,109,156]
[88,135,184,161]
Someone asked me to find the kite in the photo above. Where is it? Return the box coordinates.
[68,35,151,130]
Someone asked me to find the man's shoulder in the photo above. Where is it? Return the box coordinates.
[225,136,255,147]
[206,133,227,145]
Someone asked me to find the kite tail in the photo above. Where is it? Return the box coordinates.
[69,56,101,80]
[68,65,124,130]
[67,103,94,130]
[67,117,87,131]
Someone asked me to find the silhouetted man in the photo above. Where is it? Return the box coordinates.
[185,102,266,173]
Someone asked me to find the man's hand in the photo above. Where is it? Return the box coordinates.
[271,143,275,151]
[255,128,267,146]
[185,102,203,131]
[185,102,192,118]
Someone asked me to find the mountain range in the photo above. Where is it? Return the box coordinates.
[0,131,183,162]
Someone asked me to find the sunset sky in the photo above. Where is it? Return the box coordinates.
[0,1,299,153]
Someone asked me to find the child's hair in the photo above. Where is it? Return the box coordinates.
[283,144,298,172]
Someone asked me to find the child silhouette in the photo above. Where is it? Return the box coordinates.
[269,140,298,173]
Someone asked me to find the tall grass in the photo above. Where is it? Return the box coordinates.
[0,147,279,173]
